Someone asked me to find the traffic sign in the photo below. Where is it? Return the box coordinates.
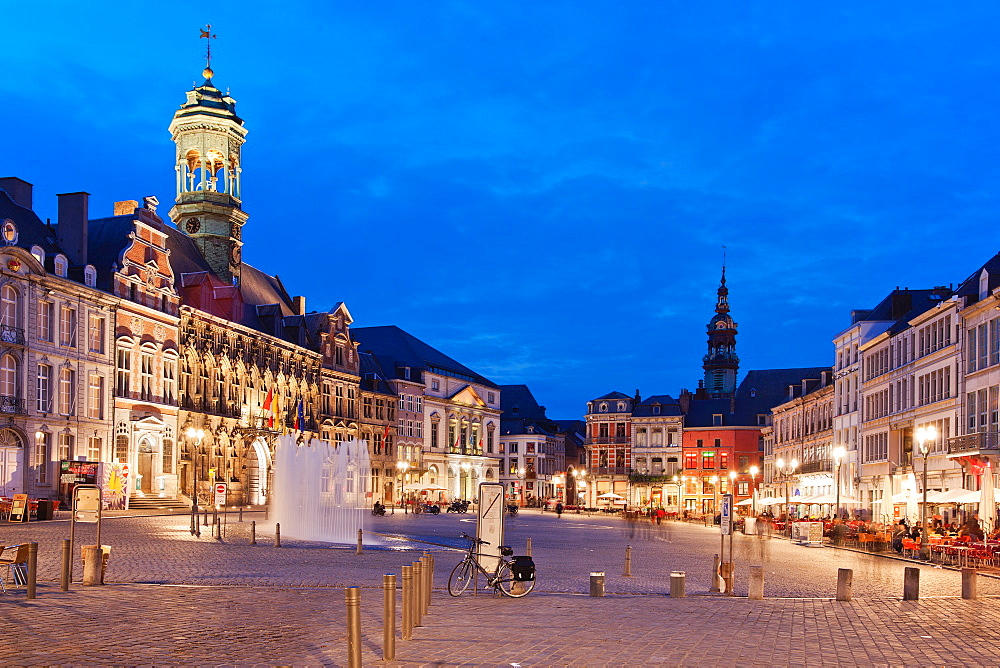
[214,483,228,506]
[720,493,733,535]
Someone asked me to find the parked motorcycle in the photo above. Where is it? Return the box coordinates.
[507,504,518,515]
[372,503,386,516]
[447,500,470,513]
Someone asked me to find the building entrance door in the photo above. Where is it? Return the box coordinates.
[138,452,154,493]
[0,446,20,496]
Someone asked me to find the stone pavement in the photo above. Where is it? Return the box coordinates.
[3,510,1000,665]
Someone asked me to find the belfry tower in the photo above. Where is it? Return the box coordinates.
[702,265,739,395]
[168,28,248,284]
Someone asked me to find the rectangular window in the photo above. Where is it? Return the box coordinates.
[702,452,715,469]
[59,305,76,347]
[36,363,51,412]
[163,359,176,403]
[509,457,519,475]
[430,422,439,449]
[140,353,153,402]
[116,347,131,397]
[58,368,74,416]
[37,301,53,342]
[115,435,128,463]
[992,318,1000,367]
[980,323,990,371]
[88,314,105,353]
[980,388,989,432]
[87,437,101,462]
[738,455,750,471]
[684,452,698,469]
[415,396,422,413]
[58,433,73,460]
[509,442,519,454]
[88,374,103,419]
[720,452,729,469]
[969,328,979,373]
[968,391,978,433]
[487,427,494,453]
[35,432,50,483]
[738,481,749,495]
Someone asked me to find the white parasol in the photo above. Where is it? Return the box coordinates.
[979,464,997,533]
[880,475,895,524]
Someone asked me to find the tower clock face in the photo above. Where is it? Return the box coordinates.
[185,217,201,233]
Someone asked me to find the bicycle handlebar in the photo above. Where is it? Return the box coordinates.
[460,532,489,545]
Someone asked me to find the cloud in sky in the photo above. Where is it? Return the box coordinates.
[3,1,1000,416]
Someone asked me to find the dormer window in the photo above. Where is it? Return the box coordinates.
[84,265,96,287]
[653,406,661,414]
[54,254,68,278]
[30,246,44,265]
[599,403,608,412]
[713,414,723,426]
[527,426,534,433]
[617,402,626,412]
[980,269,990,301]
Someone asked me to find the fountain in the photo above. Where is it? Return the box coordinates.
[271,434,372,544]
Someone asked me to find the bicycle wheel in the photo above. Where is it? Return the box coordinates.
[448,559,475,596]
[496,561,535,598]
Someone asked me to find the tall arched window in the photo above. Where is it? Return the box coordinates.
[0,354,15,398]
[0,285,17,329]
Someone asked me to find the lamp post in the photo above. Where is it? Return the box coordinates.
[833,446,846,521]
[518,467,526,507]
[396,460,409,514]
[186,427,205,536]
[672,475,683,515]
[572,468,585,505]
[916,425,937,560]
[775,457,799,537]
[749,465,759,514]
[711,474,720,525]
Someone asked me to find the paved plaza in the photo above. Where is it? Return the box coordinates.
[3,509,1000,665]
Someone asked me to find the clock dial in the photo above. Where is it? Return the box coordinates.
[185,217,201,233]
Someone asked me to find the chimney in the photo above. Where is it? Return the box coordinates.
[293,296,306,316]
[678,389,691,414]
[634,389,641,404]
[57,192,90,266]
[0,177,32,209]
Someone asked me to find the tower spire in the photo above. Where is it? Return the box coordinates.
[199,24,217,80]
[702,254,739,396]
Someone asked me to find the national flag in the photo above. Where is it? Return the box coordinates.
[262,388,273,428]
[383,424,390,440]
[296,398,305,432]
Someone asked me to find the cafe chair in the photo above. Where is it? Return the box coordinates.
[0,544,29,593]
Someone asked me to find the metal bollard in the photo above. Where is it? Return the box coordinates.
[402,565,413,641]
[423,553,432,613]
[264,505,269,521]
[720,562,734,596]
[61,539,71,591]
[251,520,257,545]
[27,542,38,599]
[82,546,102,586]
[412,561,423,627]
[623,545,632,576]
[190,503,197,535]
[383,574,396,660]
[239,506,243,523]
[590,571,605,597]
[962,568,977,600]
[275,523,281,548]
[345,587,362,668]
[903,567,920,601]
[670,571,686,598]
[748,566,764,600]
[710,554,721,593]
[357,529,363,555]
[215,517,222,541]
[836,568,853,601]
[203,509,208,527]
[526,537,532,557]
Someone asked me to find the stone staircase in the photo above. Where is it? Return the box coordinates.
[128,495,191,510]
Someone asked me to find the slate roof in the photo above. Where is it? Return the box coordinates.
[956,251,1000,306]
[632,395,683,417]
[684,367,831,427]
[0,187,67,270]
[358,352,396,397]
[592,391,631,401]
[500,384,547,420]
[352,325,498,389]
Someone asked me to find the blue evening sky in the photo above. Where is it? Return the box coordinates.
[3,2,999,418]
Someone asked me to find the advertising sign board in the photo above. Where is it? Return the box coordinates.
[720,493,733,535]
[8,493,28,523]
[477,483,506,573]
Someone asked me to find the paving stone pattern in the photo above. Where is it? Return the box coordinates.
[2,509,1000,665]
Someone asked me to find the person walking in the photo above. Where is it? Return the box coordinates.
[555,502,563,518]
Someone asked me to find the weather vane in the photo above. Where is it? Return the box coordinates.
[200,24,217,71]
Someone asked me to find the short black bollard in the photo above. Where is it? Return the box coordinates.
[61,538,71,591]
[239,506,243,523]
[526,537,532,557]
[215,517,222,541]
[275,523,281,548]
[345,587,362,668]
[251,520,257,545]
[383,574,397,661]
[357,529,363,555]
[203,509,208,527]
[903,567,919,601]
[27,542,38,599]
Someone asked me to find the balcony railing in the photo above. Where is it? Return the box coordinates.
[0,395,26,415]
[593,466,631,476]
[798,459,833,474]
[588,437,629,445]
[0,325,25,346]
[948,432,1000,456]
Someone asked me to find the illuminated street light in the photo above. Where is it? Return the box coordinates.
[915,425,937,560]
[833,445,846,521]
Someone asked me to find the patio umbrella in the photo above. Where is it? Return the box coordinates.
[934,488,976,503]
[597,492,624,499]
[979,464,997,533]
[735,498,755,506]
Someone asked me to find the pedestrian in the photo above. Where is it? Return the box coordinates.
[656,507,664,525]
[555,502,563,518]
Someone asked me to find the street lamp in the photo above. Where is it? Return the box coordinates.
[518,467,526,507]
[186,427,205,537]
[833,446,846,521]
[775,457,799,536]
[396,460,409,514]
[672,474,684,515]
[916,425,937,560]
[749,465,759,514]
[572,468,586,505]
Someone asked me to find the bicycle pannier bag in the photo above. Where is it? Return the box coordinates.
[511,555,535,581]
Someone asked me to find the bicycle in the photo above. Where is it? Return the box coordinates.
[447,532,536,598]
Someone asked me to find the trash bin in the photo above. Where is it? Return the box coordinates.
[81,545,111,584]
[35,499,54,521]
[589,571,605,597]
[670,571,686,598]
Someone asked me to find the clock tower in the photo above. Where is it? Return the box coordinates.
[168,60,248,284]
[702,266,739,395]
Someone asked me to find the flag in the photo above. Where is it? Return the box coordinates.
[296,398,305,432]
[383,424,390,440]
[262,388,273,428]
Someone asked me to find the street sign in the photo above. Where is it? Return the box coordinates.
[477,483,505,574]
[75,488,101,523]
[720,493,733,535]
[214,483,228,506]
